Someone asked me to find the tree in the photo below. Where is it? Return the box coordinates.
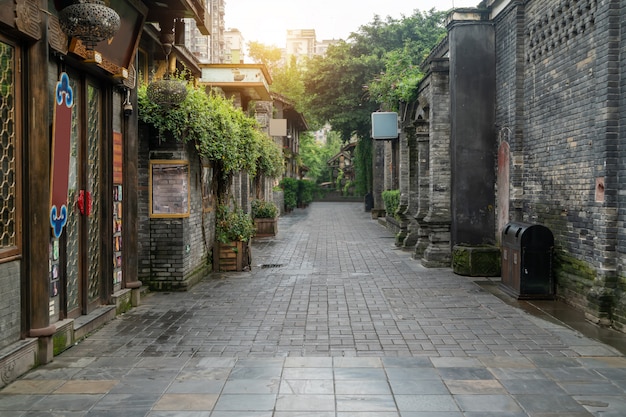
[304,41,381,141]
[304,9,447,137]
[299,131,342,183]
[270,56,311,119]
[247,41,283,73]
[368,10,447,110]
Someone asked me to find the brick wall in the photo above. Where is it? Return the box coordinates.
[137,126,151,282]
[616,0,626,331]
[417,58,452,267]
[0,261,20,349]
[494,0,624,326]
[138,130,212,290]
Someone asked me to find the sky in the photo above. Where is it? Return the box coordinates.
[225,0,481,47]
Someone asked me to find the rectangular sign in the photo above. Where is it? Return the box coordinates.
[371,112,399,140]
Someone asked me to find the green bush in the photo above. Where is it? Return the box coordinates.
[251,199,279,219]
[298,180,316,206]
[382,189,400,218]
[215,205,255,243]
[280,177,298,211]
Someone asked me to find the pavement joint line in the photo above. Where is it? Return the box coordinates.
[0,203,624,416]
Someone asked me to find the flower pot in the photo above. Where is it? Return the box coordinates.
[254,218,278,237]
[213,241,251,272]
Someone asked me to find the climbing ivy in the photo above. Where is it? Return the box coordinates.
[138,83,283,190]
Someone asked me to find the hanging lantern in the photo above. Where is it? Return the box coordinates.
[146,43,187,107]
[59,0,121,50]
[147,77,188,107]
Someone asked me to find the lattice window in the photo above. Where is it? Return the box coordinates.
[66,76,80,312]
[526,0,597,63]
[87,85,101,303]
[0,39,19,259]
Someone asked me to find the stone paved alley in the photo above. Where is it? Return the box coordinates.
[2,202,626,416]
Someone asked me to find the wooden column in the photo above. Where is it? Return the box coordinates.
[124,86,142,304]
[26,0,55,363]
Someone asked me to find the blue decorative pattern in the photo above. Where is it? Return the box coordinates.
[56,72,73,107]
[50,205,67,239]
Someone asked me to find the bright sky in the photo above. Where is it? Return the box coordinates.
[225,0,480,47]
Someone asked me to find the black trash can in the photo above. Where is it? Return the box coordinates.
[364,192,374,212]
[500,222,554,299]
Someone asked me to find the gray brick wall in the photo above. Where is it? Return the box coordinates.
[616,0,626,330]
[0,261,20,349]
[494,0,624,326]
[138,130,212,290]
[137,125,151,282]
[422,59,452,267]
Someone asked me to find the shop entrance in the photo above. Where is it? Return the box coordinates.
[50,73,105,319]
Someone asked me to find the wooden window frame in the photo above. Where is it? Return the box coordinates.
[149,160,190,218]
[0,36,21,263]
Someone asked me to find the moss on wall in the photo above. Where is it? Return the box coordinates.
[452,245,501,277]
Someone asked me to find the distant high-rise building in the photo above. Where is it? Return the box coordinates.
[284,29,340,62]
[184,0,226,63]
[183,17,210,62]
[224,28,244,64]
[209,0,226,63]
[315,39,340,56]
[286,29,316,61]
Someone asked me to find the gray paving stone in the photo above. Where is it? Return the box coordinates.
[395,394,460,412]
[2,203,626,415]
[454,394,523,413]
[213,394,276,411]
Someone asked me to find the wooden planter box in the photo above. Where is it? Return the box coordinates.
[213,241,251,272]
[254,218,278,237]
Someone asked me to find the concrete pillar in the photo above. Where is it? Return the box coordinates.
[422,58,452,267]
[371,139,386,218]
[397,103,424,249]
[448,12,496,246]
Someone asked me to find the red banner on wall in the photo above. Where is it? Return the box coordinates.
[50,72,73,239]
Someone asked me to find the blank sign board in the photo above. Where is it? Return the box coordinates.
[371,112,398,139]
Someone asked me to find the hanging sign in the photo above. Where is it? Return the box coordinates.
[50,72,74,238]
[371,112,399,140]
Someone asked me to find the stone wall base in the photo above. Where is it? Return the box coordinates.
[452,244,501,277]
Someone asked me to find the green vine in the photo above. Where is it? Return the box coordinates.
[138,82,283,202]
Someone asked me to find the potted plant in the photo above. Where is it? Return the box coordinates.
[214,205,255,272]
[251,199,279,237]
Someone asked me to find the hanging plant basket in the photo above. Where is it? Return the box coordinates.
[146,78,188,107]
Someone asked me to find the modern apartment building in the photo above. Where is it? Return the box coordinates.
[285,29,316,61]
[184,0,226,63]
[224,28,244,64]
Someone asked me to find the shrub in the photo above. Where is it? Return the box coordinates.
[251,199,279,219]
[382,189,400,218]
[298,179,316,206]
[215,205,255,243]
[280,177,298,211]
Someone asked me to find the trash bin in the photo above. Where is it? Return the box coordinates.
[501,222,554,299]
[364,192,374,212]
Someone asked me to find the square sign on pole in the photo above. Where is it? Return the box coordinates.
[371,112,399,140]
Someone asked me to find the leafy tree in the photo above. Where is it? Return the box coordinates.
[270,56,312,120]
[303,9,447,193]
[304,41,380,141]
[304,9,446,138]
[299,131,342,183]
[247,41,283,73]
[368,10,447,109]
